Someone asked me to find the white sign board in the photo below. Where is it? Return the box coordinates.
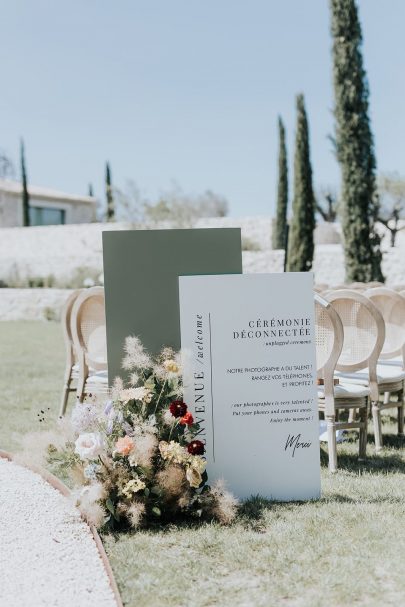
[179,273,320,501]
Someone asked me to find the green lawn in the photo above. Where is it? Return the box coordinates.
[1,321,404,607]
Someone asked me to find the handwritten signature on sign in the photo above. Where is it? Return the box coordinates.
[284,434,312,458]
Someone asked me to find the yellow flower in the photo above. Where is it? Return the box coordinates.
[122,478,146,498]
[163,359,180,374]
[119,387,152,404]
[159,440,187,464]
[189,455,206,474]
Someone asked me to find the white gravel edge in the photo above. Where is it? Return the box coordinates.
[0,458,118,607]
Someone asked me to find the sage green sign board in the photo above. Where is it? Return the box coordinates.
[102,228,242,384]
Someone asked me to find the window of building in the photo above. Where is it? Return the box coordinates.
[29,206,66,226]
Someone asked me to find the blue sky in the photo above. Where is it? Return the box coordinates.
[1,0,404,216]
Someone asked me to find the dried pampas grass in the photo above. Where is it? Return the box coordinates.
[127,502,146,529]
[116,500,146,529]
[71,482,107,528]
[122,336,152,371]
[209,479,239,525]
[15,427,70,469]
[156,465,186,499]
[131,434,158,468]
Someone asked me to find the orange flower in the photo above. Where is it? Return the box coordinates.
[180,412,194,426]
[115,435,134,456]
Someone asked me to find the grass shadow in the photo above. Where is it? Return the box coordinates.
[324,492,404,504]
[332,451,405,474]
[238,495,273,531]
[366,432,405,450]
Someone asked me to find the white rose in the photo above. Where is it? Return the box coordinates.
[75,432,104,460]
[186,466,202,488]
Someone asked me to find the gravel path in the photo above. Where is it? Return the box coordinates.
[0,458,117,607]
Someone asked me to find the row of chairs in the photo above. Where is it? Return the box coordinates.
[59,286,405,474]
[59,287,108,417]
[316,287,405,471]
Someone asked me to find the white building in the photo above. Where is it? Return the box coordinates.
[0,179,97,227]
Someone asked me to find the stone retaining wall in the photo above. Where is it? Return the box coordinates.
[0,220,403,321]
[0,289,72,321]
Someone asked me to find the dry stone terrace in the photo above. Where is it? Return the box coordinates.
[0,218,404,321]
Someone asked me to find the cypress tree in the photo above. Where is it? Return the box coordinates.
[88,183,94,197]
[330,0,383,282]
[287,94,315,272]
[105,162,115,221]
[20,139,30,227]
[272,116,288,250]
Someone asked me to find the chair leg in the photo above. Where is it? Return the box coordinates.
[326,415,338,473]
[76,374,87,403]
[358,403,367,461]
[397,388,404,437]
[371,400,383,451]
[59,370,72,417]
[76,356,88,403]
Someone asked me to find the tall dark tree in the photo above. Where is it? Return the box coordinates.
[272,116,288,250]
[20,139,30,227]
[105,162,115,221]
[88,183,94,197]
[287,94,315,272]
[330,0,383,282]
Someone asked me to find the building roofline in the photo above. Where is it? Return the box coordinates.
[0,179,96,205]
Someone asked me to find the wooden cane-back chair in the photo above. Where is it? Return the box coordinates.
[59,289,82,416]
[315,294,368,471]
[364,287,405,365]
[324,290,386,450]
[71,286,108,403]
[363,287,405,438]
[314,283,329,293]
[349,282,366,291]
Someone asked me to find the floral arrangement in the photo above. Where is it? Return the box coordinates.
[46,336,237,530]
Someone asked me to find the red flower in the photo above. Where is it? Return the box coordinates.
[169,400,188,418]
[187,440,205,455]
[180,412,194,426]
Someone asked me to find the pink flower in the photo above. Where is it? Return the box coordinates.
[115,435,134,456]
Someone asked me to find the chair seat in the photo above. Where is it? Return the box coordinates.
[335,365,405,386]
[318,382,369,400]
[378,356,403,369]
[86,370,109,385]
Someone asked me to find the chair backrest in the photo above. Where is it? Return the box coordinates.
[348,282,366,291]
[314,294,343,375]
[71,286,107,371]
[324,290,385,382]
[314,295,344,414]
[364,287,405,360]
[61,289,82,363]
[314,283,329,293]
